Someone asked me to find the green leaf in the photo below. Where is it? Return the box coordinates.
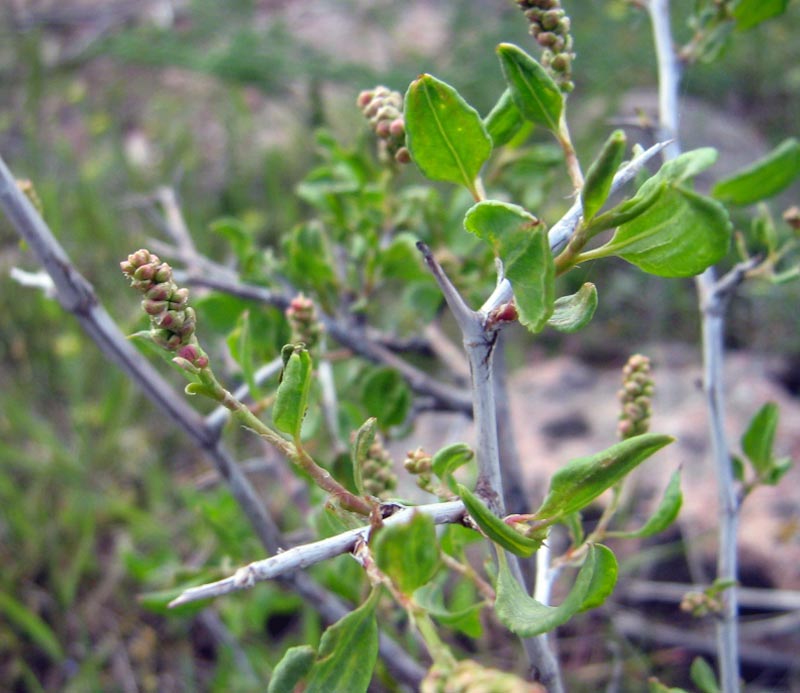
[690,656,721,693]
[351,417,377,495]
[582,130,627,222]
[547,283,598,333]
[404,74,492,197]
[464,200,555,332]
[458,484,542,558]
[656,147,718,183]
[608,468,683,539]
[732,0,789,31]
[494,545,617,637]
[483,88,525,148]
[496,43,563,134]
[373,512,441,594]
[431,443,474,493]
[273,346,312,439]
[0,590,64,662]
[414,579,484,638]
[360,367,411,429]
[712,138,800,206]
[305,589,380,693]
[579,544,619,612]
[226,310,258,399]
[591,185,732,277]
[741,402,778,475]
[268,645,316,693]
[534,434,674,522]
[585,179,666,236]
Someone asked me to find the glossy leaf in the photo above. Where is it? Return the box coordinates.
[494,545,617,637]
[273,346,312,439]
[690,656,721,693]
[578,544,619,612]
[361,367,411,429]
[268,645,316,693]
[732,0,789,31]
[533,434,674,522]
[596,185,731,277]
[547,283,598,333]
[431,443,474,493]
[656,147,718,183]
[483,88,525,148]
[608,468,683,539]
[741,402,778,475]
[582,130,627,222]
[458,484,542,558]
[404,74,492,197]
[373,512,441,594]
[496,43,563,134]
[305,589,380,693]
[712,138,800,206]
[351,417,378,495]
[464,200,554,332]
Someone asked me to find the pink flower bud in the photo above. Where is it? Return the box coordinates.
[375,120,391,138]
[143,299,167,315]
[154,263,172,283]
[394,147,411,164]
[389,118,405,138]
[357,90,374,108]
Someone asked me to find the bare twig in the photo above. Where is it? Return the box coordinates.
[417,241,564,693]
[169,500,467,607]
[645,1,740,689]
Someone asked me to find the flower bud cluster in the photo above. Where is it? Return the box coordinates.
[403,447,436,495]
[680,589,722,618]
[357,86,410,165]
[120,249,209,370]
[421,659,545,693]
[361,435,398,499]
[515,0,575,93]
[617,354,653,439]
[286,294,324,350]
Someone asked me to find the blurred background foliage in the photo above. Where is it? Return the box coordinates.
[1,0,799,690]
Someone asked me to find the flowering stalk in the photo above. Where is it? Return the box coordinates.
[121,249,373,516]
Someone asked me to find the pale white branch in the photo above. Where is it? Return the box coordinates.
[169,500,466,607]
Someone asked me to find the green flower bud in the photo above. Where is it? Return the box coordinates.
[617,354,654,440]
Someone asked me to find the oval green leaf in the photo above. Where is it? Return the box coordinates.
[494,544,617,637]
[458,484,542,558]
[404,74,492,197]
[305,589,379,693]
[533,433,674,522]
[361,367,411,429]
[431,443,474,493]
[741,402,778,475]
[712,138,800,206]
[608,468,683,539]
[464,200,555,332]
[373,512,441,594]
[582,130,627,222]
[547,283,598,333]
[733,0,789,31]
[268,645,316,693]
[600,186,732,277]
[483,88,525,148]
[273,346,313,439]
[497,43,563,134]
